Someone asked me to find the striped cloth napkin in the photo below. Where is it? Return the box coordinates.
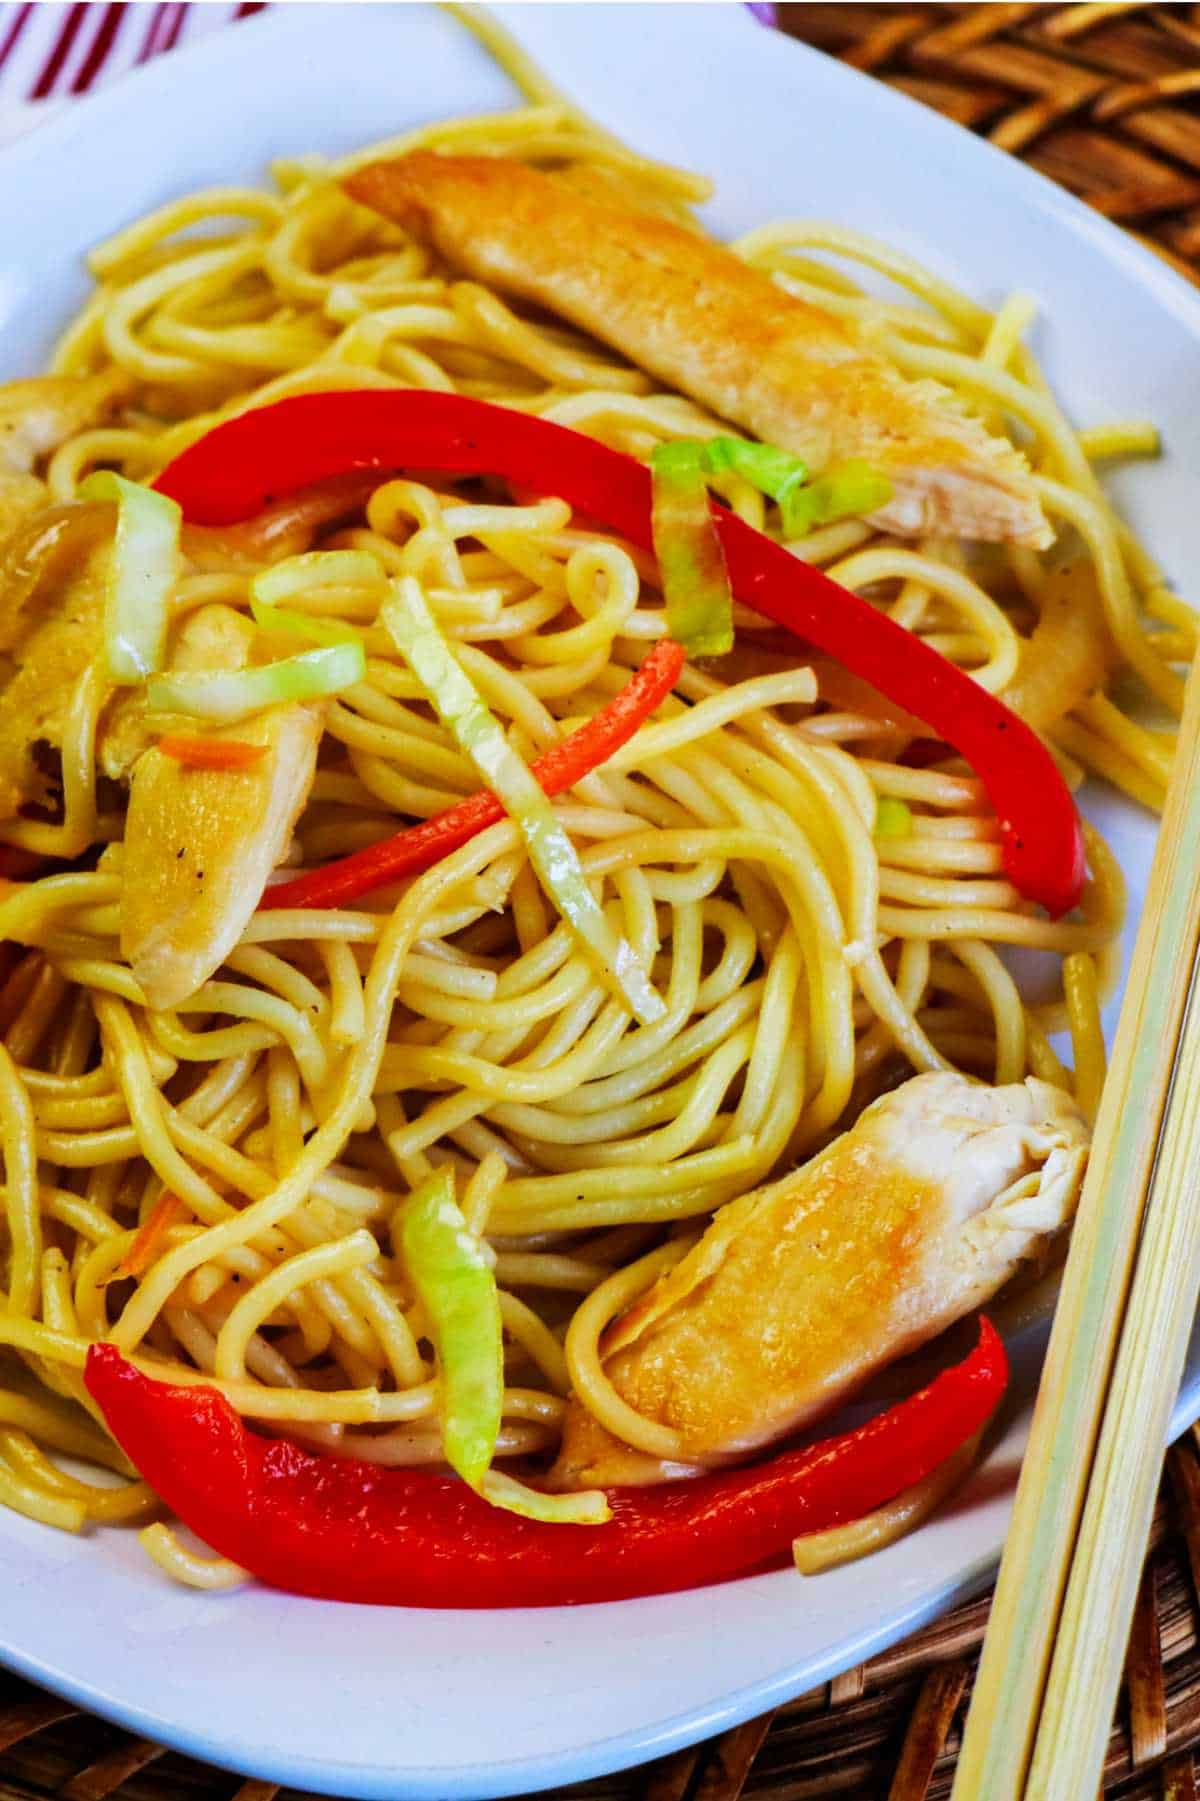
[0,2,777,149]
[0,2,266,147]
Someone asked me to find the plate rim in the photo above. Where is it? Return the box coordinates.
[0,1554,1005,1800]
[1,7,1199,1798]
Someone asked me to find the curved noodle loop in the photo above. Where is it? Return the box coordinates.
[0,42,1184,1588]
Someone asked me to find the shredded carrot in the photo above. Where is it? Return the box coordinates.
[119,1192,185,1279]
[158,736,265,770]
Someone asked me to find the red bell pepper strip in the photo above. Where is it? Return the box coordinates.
[263,636,685,912]
[84,1318,1005,1609]
[154,391,1085,918]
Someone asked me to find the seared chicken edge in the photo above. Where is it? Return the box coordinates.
[119,606,323,1010]
[344,154,1051,549]
[552,1072,1088,1489]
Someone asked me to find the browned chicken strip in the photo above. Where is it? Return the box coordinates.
[343,154,1050,548]
[120,605,323,1010]
[552,1072,1088,1489]
[0,372,126,541]
[0,374,130,817]
[0,532,110,820]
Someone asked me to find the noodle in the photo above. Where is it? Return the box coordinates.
[793,1430,984,1576]
[139,1522,248,1589]
[0,13,1187,1590]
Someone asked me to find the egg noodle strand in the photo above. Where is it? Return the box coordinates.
[0,17,1184,1581]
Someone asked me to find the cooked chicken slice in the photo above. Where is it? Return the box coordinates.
[120,605,323,1010]
[166,602,258,679]
[0,372,127,541]
[552,1072,1088,1489]
[0,535,110,820]
[0,373,129,816]
[343,155,1050,548]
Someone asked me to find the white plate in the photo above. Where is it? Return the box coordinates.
[2,7,1199,1798]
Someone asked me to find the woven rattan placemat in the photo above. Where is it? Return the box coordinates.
[782,0,1200,285]
[4,5,1200,1798]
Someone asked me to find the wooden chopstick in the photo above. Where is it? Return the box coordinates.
[953,652,1200,1799]
[1026,945,1200,1792]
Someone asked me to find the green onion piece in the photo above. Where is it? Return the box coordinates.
[650,441,733,658]
[480,1468,610,1526]
[780,460,894,539]
[382,576,665,1024]
[79,472,181,685]
[695,435,891,539]
[874,796,914,840]
[399,1171,610,1523]
[249,597,364,647]
[147,639,365,722]
[400,1168,503,1492]
[700,435,809,514]
[251,549,384,605]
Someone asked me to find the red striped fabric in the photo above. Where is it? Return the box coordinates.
[0,3,31,77]
[0,2,270,122]
[136,3,169,65]
[71,1,124,94]
[29,1,86,98]
[160,3,187,54]
[0,4,771,141]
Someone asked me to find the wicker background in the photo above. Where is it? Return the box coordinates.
[781,0,1200,284]
[4,5,1200,1799]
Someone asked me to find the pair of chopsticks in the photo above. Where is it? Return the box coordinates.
[952,654,1200,1798]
